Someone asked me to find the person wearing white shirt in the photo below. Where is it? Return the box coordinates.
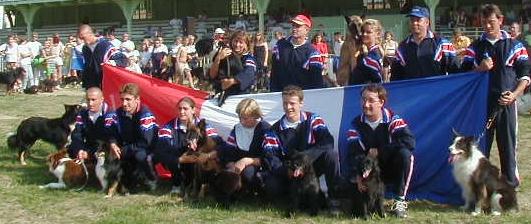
[18,37,34,90]
[120,33,135,54]
[4,35,19,69]
[27,33,43,83]
[108,33,122,48]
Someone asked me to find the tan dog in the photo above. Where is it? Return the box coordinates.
[39,149,90,190]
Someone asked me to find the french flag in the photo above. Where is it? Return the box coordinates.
[103,65,489,205]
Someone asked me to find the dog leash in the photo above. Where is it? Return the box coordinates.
[72,159,89,192]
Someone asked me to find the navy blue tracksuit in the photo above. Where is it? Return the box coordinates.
[154,118,222,187]
[461,30,530,187]
[391,31,459,80]
[68,102,110,159]
[82,38,127,89]
[263,111,339,198]
[345,108,415,198]
[104,104,158,181]
[270,36,324,91]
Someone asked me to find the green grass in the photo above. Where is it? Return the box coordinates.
[1,88,530,223]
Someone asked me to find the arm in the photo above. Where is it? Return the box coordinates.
[387,115,415,151]
[263,43,269,67]
[305,115,334,154]
[390,46,406,81]
[68,114,86,158]
[122,113,158,153]
[261,131,285,174]
[234,55,257,91]
[346,127,367,181]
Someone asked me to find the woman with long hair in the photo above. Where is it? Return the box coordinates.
[349,19,384,85]
[382,31,398,82]
[252,33,269,91]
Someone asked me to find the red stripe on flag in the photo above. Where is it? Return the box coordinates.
[102,65,209,125]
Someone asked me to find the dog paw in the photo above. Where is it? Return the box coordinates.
[492,211,501,216]
[471,211,480,216]
[38,185,46,189]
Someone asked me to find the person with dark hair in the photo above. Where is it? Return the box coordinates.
[344,83,415,218]
[78,24,127,89]
[270,13,324,91]
[461,4,530,189]
[391,6,459,81]
[104,83,158,191]
[263,85,341,214]
[209,30,257,95]
[154,97,223,194]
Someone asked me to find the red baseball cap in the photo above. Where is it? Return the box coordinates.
[291,14,312,28]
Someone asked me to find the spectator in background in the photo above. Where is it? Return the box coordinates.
[41,40,56,82]
[382,31,398,82]
[169,17,182,37]
[120,33,135,56]
[151,36,169,80]
[63,35,77,79]
[144,25,156,38]
[253,32,269,91]
[332,32,344,77]
[270,13,324,91]
[27,33,42,84]
[455,9,468,27]
[51,33,64,85]
[234,13,248,31]
[509,22,527,48]
[70,37,85,78]
[170,36,183,56]
[175,36,195,88]
[18,36,33,90]
[311,33,332,85]
[3,35,19,69]
[108,32,122,48]
[139,38,153,74]
[269,31,284,52]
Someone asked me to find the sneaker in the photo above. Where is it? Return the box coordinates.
[170,186,181,195]
[391,199,408,218]
[146,180,157,191]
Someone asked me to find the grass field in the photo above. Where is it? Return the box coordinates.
[0,88,530,224]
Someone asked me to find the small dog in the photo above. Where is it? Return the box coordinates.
[95,150,107,191]
[7,104,82,165]
[95,142,140,198]
[352,155,385,219]
[39,79,59,93]
[39,149,91,190]
[23,85,39,94]
[284,151,321,217]
[178,119,235,201]
[448,133,518,216]
[0,67,26,94]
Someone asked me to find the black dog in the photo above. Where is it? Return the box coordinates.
[285,151,321,217]
[7,104,82,165]
[0,67,26,94]
[352,155,385,219]
[39,79,59,92]
[23,85,39,94]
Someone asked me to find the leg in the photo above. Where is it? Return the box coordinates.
[495,104,519,188]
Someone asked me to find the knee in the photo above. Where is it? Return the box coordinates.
[134,150,148,162]
[241,166,257,182]
[397,148,412,166]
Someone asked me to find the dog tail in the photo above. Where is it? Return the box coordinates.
[6,132,18,149]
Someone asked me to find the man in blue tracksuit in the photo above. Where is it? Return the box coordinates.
[391,6,459,80]
[262,85,341,214]
[461,4,530,188]
[68,87,110,160]
[345,84,415,218]
[270,13,324,91]
[104,83,158,190]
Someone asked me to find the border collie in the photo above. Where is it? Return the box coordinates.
[7,104,82,165]
[0,67,26,95]
[39,149,90,190]
[448,134,518,216]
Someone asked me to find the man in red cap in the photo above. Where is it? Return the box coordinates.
[270,13,324,92]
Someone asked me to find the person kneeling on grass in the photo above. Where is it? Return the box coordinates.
[345,83,415,218]
[104,83,158,191]
[153,97,224,194]
[218,98,272,194]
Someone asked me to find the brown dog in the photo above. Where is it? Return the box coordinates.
[39,149,91,190]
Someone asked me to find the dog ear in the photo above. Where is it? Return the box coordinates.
[344,16,352,24]
[198,119,207,132]
[451,128,460,137]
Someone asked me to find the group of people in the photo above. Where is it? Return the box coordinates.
[0,32,84,91]
[56,3,528,219]
[68,82,412,217]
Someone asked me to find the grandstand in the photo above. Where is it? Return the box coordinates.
[0,0,521,43]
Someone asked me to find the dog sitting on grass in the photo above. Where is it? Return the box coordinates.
[284,151,321,217]
[351,155,385,219]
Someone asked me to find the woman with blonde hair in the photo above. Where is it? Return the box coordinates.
[220,98,272,192]
[348,18,385,85]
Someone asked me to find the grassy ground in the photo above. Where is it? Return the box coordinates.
[0,88,530,224]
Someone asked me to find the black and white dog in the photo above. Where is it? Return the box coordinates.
[448,133,518,216]
[0,67,26,94]
[7,104,82,165]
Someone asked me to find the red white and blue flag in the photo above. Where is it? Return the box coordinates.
[103,65,489,205]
